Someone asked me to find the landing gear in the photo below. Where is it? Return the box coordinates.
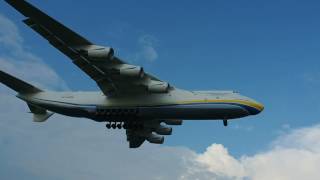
[223,120,228,127]
[106,121,124,130]
[105,121,143,130]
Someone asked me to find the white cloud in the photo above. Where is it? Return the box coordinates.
[0,14,23,50]
[240,125,320,180]
[183,125,320,180]
[196,144,246,178]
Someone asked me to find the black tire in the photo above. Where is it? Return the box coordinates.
[223,120,228,127]
[117,123,122,129]
[106,124,111,129]
[111,123,116,129]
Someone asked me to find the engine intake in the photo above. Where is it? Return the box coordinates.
[146,133,164,144]
[85,45,114,60]
[119,64,144,78]
[163,119,183,125]
[147,81,170,93]
[155,125,172,135]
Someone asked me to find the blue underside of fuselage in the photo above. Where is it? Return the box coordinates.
[29,99,260,122]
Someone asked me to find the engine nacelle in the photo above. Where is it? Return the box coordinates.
[119,64,144,78]
[147,81,170,93]
[86,46,114,60]
[155,125,172,135]
[146,133,164,144]
[163,119,183,125]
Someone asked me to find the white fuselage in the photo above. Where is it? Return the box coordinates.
[18,88,264,122]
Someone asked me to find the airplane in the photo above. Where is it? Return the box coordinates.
[1,0,264,148]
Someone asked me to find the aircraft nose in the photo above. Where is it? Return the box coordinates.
[247,101,264,115]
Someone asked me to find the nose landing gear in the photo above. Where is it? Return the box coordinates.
[223,119,228,127]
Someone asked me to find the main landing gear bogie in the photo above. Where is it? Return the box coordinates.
[106,122,122,129]
[105,121,144,130]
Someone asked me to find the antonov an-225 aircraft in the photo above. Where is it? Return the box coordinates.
[1,0,264,148]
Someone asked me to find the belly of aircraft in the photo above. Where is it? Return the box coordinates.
[26,96,251,121]
[139,103,250,120]
[42,103,250,122]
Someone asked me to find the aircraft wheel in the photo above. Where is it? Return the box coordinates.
[123,123,128,129]
[111,123,117,129]
[117,123,122,129]
[106,123,111,129]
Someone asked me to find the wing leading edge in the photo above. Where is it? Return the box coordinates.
[5,0,172,96]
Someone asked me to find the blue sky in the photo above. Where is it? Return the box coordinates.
[1,0,320,179]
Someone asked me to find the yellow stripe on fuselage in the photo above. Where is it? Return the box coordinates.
[177,99,264,111]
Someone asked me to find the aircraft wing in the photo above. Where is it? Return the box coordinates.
[5,0,171,96]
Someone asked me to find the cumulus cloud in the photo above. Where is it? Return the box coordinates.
[241,126,320,180]
[182,125,320,180]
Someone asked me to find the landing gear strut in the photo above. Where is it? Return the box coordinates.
[223,120,228,127]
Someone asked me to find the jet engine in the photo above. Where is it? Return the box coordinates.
[119,64,144,78]
[86,46,114,60]
[147,81,170,93]
[155,125,172,135]
[146,133,164,144]
[163,119,183,125]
